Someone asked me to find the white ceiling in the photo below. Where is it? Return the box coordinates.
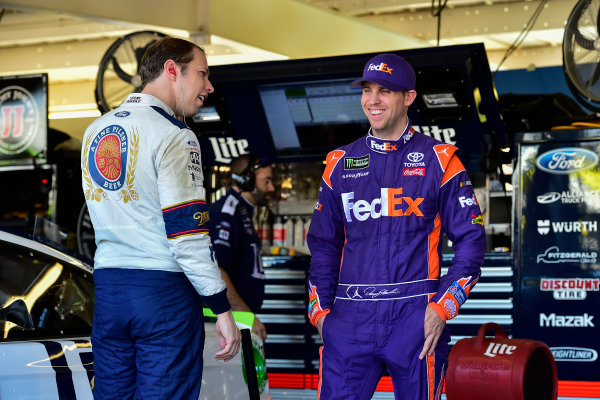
[0,0,579,134]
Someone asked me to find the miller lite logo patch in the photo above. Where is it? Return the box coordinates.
[0,85,39,155]
[89,125,128,190]
[82,125,140,203]
[194,211,210,226]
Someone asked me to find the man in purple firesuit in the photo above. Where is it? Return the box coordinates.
[306,53,486,399]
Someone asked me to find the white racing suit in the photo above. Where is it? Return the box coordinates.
[81,93,229,399]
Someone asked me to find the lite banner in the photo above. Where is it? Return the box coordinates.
[0,74,48,165]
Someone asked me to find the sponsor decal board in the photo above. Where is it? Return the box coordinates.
[515,130,600,381]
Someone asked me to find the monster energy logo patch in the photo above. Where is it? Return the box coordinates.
[345,155,369,169]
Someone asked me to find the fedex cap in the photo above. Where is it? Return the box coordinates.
[351,53,416,92]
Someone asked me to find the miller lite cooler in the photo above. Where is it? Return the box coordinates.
[446,323,557,400]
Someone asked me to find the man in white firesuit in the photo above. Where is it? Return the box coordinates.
[81,37,240,399]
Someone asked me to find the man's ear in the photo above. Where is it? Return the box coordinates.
[405,90,417,106]
[165,60,178,81]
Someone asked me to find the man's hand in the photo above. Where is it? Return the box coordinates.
[252,316,267,342]
[317,315,325,340]
[214,310,241,362]
[419,305,446,360]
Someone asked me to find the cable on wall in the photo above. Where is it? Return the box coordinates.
[431,0,450,46]
[493,0,549,76]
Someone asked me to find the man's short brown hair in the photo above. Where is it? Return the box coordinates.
[139,37,205,89]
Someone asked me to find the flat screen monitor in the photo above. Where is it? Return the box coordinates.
[190,43,505,171]
[257,78,368,152]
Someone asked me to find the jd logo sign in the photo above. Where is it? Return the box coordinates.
[0,85,40,155]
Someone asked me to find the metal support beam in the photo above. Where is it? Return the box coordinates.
[487,44,563,70]
[357,0,576,48]
[0,0,207,33]
[207,0,427,58]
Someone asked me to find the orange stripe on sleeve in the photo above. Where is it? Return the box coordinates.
[322,150,345,189]
[433,144,454,167]
[428,302,449,321]
[427,214,442,281]
[308,283,330,326]
[440,155,465,187]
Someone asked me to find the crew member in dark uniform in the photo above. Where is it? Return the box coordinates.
[209,154,275,341]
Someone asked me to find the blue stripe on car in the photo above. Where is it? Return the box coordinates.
[39,341,77,399]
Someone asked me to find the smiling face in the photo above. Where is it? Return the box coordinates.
[361,81,416,140]
[177,48,214,117]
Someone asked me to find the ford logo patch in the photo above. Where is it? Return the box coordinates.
[535,147,598,174]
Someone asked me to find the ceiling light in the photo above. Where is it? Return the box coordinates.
[49,110,101,119]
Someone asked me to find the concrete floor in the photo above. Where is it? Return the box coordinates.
[270,389,600,399]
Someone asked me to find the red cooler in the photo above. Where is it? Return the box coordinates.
[446,322,558,400]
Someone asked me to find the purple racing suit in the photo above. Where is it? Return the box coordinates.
[307,124,486,400]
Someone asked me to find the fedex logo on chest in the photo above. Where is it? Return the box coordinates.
[370,140,397,152]
[341,188,424,222]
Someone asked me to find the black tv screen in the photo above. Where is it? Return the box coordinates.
[257,78,369,152]
[190,43,506,172]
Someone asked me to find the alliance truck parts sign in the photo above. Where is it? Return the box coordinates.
[0,74,47,164]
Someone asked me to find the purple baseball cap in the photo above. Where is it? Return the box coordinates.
[351,53,416,91]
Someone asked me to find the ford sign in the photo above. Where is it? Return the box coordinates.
[536,147,599,174]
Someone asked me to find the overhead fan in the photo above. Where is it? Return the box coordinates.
[563,0,600,112]
[95,30,166,114]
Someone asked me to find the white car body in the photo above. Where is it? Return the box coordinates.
[0,227,270,399]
